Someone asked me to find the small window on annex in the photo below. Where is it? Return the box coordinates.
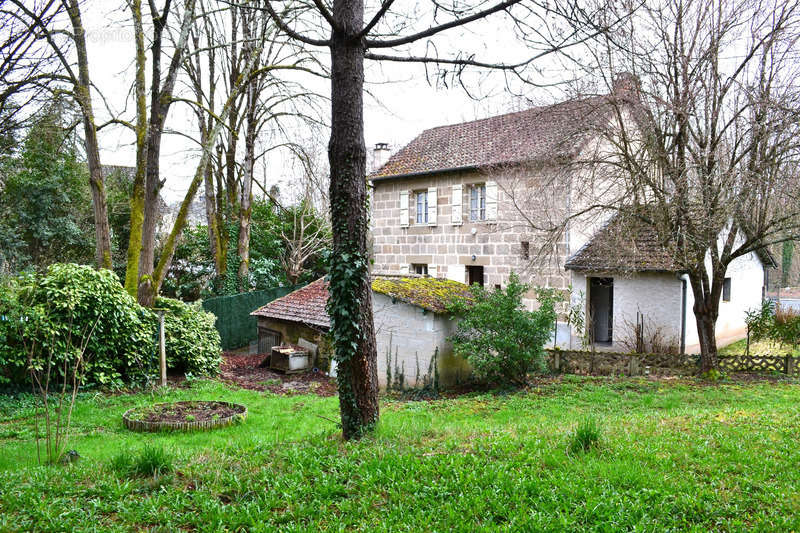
[521,241,530,260]
[469,184,486,221]
[722,277,732,302]
[415,190,428,224]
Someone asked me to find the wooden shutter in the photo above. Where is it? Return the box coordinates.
[486,181,498,220]
[451,184,462,225]
[427,186,437,226]
[399,190,409,227]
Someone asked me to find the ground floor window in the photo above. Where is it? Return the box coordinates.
[412,263,428,276]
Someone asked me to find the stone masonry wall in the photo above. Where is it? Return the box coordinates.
[370,168,571,307]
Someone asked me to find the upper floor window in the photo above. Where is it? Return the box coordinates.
[415,190,428,224]
[470,184,486,221]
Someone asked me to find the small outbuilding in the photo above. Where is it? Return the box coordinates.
[250,278,333,370]
[251,276,472,388]
[565,211,776,353]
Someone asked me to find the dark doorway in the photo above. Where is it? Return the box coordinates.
[589,277,613,343]
[466,265,484,287]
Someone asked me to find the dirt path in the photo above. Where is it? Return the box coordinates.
[220,353,337,397]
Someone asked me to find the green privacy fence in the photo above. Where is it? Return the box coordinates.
[202,285,305,350]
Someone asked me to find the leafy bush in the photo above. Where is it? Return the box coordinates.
[744,300,775,343]
[155,297,222,376]
[0,264,222,387]
[0,264,154,387]
[569,417,602,454]
[744,300,800,349]
[448,272,558,387]
[773,305,800,348]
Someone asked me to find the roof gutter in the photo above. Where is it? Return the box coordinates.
[369,164,479,183]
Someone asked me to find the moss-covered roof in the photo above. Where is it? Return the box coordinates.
[371,276,471,313]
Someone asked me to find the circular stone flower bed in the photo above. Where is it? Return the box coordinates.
[123,401,247,432]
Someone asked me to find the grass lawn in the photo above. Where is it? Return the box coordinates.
[1,377,800,531]
[720,338,800,356]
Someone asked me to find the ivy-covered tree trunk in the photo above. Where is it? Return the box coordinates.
[326,0,380,439]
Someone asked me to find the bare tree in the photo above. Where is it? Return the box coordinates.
[131,0,198,305]
[8,0,114,269]
[280,168,331,284]
[254,0,612,438]
[514,0,800,371]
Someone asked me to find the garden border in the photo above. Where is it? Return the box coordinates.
[122,401,247,432]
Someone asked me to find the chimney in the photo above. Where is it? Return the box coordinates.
[612,72,640,101]
[372,143,390,172]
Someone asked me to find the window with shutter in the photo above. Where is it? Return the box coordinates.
[486,181,498,220]
[427,186,437,226]
[399,190,409,227]
[470,184,486,221]
[451,184,462,225]
[415,190,428,224]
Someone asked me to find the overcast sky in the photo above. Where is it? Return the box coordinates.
[79,1,575,203]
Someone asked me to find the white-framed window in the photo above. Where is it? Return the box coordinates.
[415,190,428,224]
[412,264,428,276]
[470,184,486,221]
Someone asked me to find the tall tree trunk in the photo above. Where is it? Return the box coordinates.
[66,0,112,269]
[237,86,257,289]
[137,125,163,306]
[204,142,225,276]
[149,43,262,300]
[689,272,721,373]
[136,0,195,306]
[125,0,148,296]
[694,306,719,373]
[327,0,380,439]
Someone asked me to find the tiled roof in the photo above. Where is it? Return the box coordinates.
[251,278,331,330]
[250,276,470,328]
[565,211,679,273]
[371,95,613,180]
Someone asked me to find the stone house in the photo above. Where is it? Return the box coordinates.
[251,276,471,387]
[368,82,774,352]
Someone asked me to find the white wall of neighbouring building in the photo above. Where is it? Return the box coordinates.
[372,293,469,388]
[683,248,767,352]
[570,271,685,352]
[569,252,768,354]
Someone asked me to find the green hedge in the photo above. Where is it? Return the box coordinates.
[156,297,221,376]
[0,264,221,387]
[201,285,303,350]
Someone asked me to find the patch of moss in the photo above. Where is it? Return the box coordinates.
[371,277,471,313]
